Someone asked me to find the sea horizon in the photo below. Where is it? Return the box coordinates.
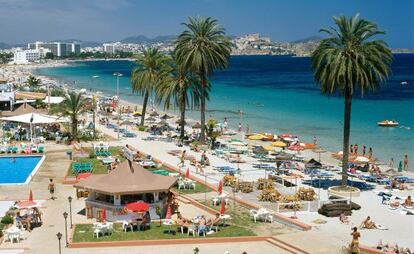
[36,54,414,167]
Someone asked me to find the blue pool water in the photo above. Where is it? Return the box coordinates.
[0,156,44,185]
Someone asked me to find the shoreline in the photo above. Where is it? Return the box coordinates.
[2,60,412,172]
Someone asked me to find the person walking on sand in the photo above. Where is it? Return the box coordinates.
[48,178,56,200]
[368,147,373,159]
[350,227,361,254]
[403,154,409,171]
[389,158,394,169]
[238,123,242,132]
[178,150,186,168]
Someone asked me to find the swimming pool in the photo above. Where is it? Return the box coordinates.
[0,156,45,185]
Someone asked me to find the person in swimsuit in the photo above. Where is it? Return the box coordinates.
[350,227,361,254]
[48,178,55,200]
[403,154,408,171]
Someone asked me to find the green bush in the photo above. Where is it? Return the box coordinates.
[138,126,146,132]
[89,150,96,159]
[1,215,14,225]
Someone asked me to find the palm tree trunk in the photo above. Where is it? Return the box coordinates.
[341,86,352,187]
[200,76,206,142]
[140,91,149,126]
[72,118,78,141]
[180,91,186,140]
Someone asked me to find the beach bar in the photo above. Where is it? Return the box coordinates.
[74,160,177,221]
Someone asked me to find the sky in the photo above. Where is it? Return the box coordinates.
[0,0,413,48]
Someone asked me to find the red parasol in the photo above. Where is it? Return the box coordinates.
[76,172,92,181]
[101,208,106,222]
[165,204,172,220]
[29,190,33,202]
[279,133,296,138]
[16,190,37,209]
[288,145,304,151]
[124,201,150,213]
[220,199,226,215]
[217,180,223,195]
[185,168,190,178]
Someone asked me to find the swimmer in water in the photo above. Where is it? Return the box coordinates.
[11,157,16,163]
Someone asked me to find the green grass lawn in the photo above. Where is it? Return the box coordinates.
[72,223,255,243]
[68,147,124,176]
[174,183,213,195]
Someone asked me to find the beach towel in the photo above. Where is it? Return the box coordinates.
[377,225,388,230]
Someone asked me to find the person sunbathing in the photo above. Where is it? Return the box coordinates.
[339,212,349,224]
[360,216,377,229]
[389,200,400,209]
[404,196,413,207]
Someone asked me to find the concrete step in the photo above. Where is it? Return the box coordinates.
[266,237,311,254]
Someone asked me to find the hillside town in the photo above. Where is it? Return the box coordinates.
[0,34,320,64]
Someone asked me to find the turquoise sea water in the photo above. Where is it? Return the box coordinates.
[36,55,414,166]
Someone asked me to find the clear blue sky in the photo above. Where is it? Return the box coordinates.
[0,0,413,48]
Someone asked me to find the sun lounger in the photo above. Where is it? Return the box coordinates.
[123,132,137,138]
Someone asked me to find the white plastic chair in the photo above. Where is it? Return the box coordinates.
[178,181,186,189]
[266,215,273,223]
[122,221,133,232]
[187,225,196,237]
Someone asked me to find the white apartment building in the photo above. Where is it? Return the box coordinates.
[28,41,81,57]
[13,49,41,64]
[103,42,120,54]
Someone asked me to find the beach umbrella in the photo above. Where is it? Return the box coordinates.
[185,168,190,178]
[279,133,296,139]
[272,141,287,147]
[355,156,370,163]
[217,180,223,195]
[262,145,274,151]
[157,119,168,127]
[76,172,92,181]
[146,116,156,122]
[192,122,201,129]
[165,205,172,220]
[101,208,107,222]
[29,190,33,202]
[220,199,226,215]
[16,190,38,209]
[150,111,159,117]
[161,114,173,120]
[248,134,263,140]
[288,145,304,151]
[124,201,150,213]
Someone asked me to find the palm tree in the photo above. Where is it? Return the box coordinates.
[175,16,232,142]
[131,48,169,126]
[51,92,89,141]
[26,75,41,87]
[311,14,392,187]
[155,55,201,139]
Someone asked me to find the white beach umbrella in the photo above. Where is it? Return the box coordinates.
[0,113,66,124]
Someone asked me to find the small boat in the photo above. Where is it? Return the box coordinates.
[92,75,100,78]
[377,120,399,127]
[400,81,408,85]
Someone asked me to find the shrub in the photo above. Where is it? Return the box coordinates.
[89,150,96,159]
[1,215,14,225]
[138,125,146,132]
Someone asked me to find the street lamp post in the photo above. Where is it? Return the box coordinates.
[68,196,73,228]
[113,72,123,141]
[63,212,68,247]
[56,232,62,254]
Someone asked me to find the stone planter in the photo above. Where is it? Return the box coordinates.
[328,186,360,198]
